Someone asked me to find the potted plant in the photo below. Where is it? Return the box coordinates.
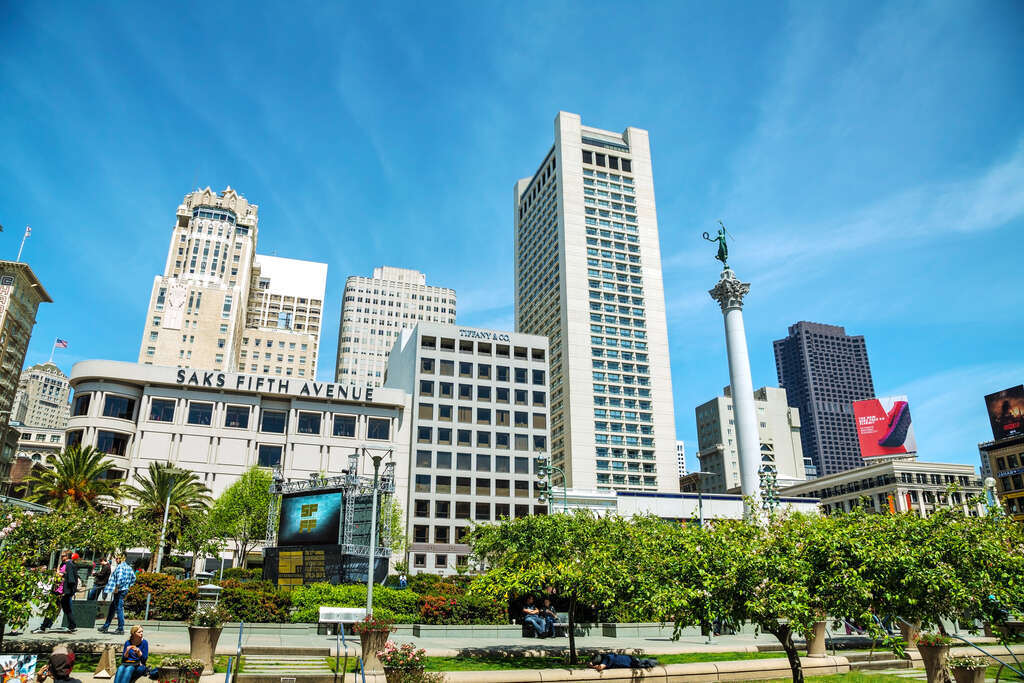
[949,655,989,683]
[352,614,396,672]
[188,604,229,675]
[916,632,953,683]
[157,656,205,683]
[378,641,427,683]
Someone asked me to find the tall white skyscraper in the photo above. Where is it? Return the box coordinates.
[514,112,677,492]
[676,440,686,478]
[335,266,456,387]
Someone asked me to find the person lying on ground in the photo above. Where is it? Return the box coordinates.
[587,653,658,671]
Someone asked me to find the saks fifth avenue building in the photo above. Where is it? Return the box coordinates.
[66,360,412,500]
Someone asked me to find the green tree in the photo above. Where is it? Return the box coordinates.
[0,511,47,650]
[178,511,226,577]
[209,467,273,569]
[387,499,408,559]
[23,445,121,511]
[469,512,647,664]
[125,463,211,567]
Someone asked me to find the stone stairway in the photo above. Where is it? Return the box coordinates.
[237,645,338,680]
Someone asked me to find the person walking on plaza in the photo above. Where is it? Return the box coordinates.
[113,625,156,683]
[89,557,111,601]
[98,554,136,635]
[34,552,78,634]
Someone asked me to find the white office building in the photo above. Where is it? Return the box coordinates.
[66,361,410,508]
[384,322,550,574]
[676,440,686,478]
[336,267,456,388]
[13,361,70,430]
[514,111,676,492]
[695,386,807,493]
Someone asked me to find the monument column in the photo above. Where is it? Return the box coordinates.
[709,267,762,513]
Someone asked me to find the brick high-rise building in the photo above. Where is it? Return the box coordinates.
[773,321,875,477]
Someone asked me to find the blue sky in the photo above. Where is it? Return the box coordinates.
[2,1,1022,472]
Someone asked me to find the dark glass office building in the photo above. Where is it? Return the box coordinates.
[773,322,875,477]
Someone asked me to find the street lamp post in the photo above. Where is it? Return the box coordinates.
[535,451,567,514]
[691,471,715,528]
[365,450,384,616]
[985,477,1002,514]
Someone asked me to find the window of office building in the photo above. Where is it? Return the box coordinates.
[225,405,250,429]
[96,430,129,456]
[149,399,175,422]
[103,395,136,420]
[258,444,282,468]
[261,410,287,433]
[333,415,356,437]
[298,412,321,435]
[71,393,91,417]
[187,402,213,426]
[368,418,391,440]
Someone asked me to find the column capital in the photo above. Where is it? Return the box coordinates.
[709,268,751,311]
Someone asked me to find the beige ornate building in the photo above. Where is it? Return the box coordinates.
[13,361,70,430]
[138,187,326,376]
[0,261,52,482]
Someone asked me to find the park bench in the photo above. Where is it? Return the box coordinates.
[521,611,569,638]
[317,606,367,636]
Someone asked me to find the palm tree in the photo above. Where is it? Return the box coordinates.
[24,444,122,511]
[124,463,211,568]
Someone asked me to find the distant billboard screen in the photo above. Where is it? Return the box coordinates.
[984,385,1024,441]
[853,396,917,458]
[278,490,342,546]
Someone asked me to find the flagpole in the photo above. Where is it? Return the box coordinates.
[16,226,30,262]
[49,338,57,363]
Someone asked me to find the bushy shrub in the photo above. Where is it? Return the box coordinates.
[454,591,506,624]
[408,573,456,596]
[419,595,457,624]
[289,583,422,623]
[221,567,262,582]
[125,572,198,621]
[220,584,291,623]
[161,567,185,579]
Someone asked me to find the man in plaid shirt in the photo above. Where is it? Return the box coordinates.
[97,555,136,635]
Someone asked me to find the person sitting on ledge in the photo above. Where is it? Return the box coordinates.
[588,653,658,671]
[521,595,549,637]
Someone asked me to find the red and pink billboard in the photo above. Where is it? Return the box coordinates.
[853,396,917,459]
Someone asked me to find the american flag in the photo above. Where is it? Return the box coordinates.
[55,338,68,349]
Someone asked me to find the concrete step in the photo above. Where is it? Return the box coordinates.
[242,646,333,656]
[852,659,913,671]
[845,651,904,662]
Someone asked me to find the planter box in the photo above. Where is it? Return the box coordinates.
[413,624,522,638]
[602,622,673,638]
[61,600,99,629]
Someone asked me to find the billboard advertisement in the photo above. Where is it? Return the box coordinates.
[984,385,1024,441]
[853,396,917,458]
[278,490,342,546]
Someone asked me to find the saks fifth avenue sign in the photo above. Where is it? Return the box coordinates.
[175,369,375,402]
